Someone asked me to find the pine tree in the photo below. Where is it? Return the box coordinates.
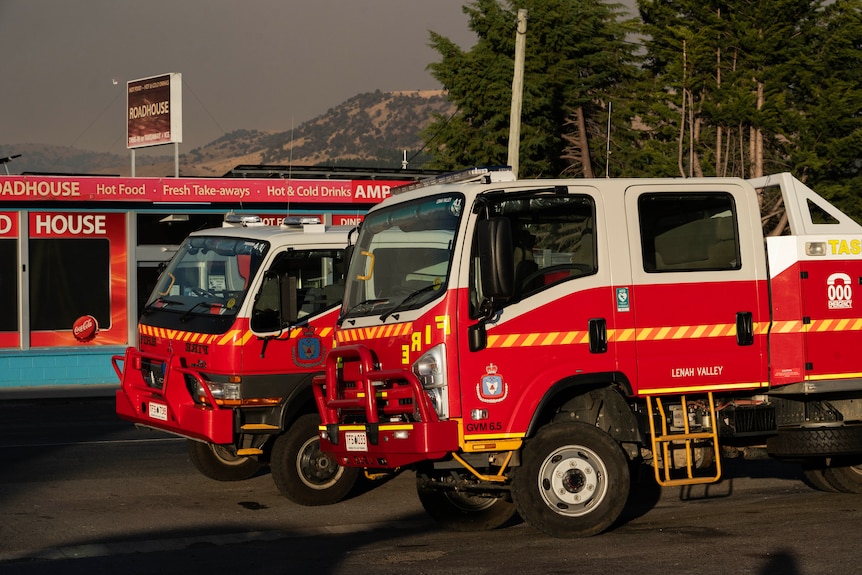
[423,0,641,177]
[782,0,862,219]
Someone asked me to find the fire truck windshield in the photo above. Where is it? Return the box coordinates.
[145,236,269,319]
[341,193,464,321]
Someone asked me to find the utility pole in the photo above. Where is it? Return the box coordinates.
[507,9,527,179]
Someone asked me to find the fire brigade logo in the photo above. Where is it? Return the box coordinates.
[292,327,326,367]
[477,363,508,403]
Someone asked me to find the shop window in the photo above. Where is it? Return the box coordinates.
[0,238,18,332]
[29,238,110,330]
[137,213,225,245]
[27,211,127,346]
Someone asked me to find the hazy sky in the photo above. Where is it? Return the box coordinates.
[0,0,478,155]
[1,0,637,159]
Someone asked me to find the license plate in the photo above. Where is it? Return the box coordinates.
[148,401,168,421]
[345,431,368,452]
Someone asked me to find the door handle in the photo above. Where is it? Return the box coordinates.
[589,318,607,354]
[736,311,754,346]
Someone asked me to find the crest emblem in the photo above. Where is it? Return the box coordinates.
[292,327,326,367]
[477,363,508,403]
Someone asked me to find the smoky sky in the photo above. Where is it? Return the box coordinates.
[1,0,636,158]
[0,0,477,154]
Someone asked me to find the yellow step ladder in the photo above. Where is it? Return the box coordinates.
[646,392,722,487]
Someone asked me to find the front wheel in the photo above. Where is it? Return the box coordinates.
[270,414,359,506]
[416,475,517,531]
[187,440,262,482]
[513,422,630,538]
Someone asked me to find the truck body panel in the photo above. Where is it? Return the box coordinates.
[313,170,862,535]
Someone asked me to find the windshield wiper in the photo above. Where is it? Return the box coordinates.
[180,301,225,322]
[142,297,183,315]
[337,298,390,326]
[380,284,439,322]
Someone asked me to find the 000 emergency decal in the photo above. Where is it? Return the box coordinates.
[827,272,853,310]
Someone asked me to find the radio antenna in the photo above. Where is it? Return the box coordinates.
[605,101,612,178]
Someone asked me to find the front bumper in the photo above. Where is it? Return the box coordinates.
[319,420,460,468]
[313,344,459,468]
[113,349,234,444]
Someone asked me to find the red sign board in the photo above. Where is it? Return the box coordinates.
[0,212,17,237]
[127,73,182,148]
[0,176,405,205]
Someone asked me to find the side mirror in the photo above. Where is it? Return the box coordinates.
[468,322,487,352]
[477,217,515,299]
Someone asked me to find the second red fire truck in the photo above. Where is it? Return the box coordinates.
[116,216,359,505]
[314,168,862,536]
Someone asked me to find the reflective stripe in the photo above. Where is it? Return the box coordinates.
[332,317,862,349]
[336,323,414,343]
[480,318,862,348]
[139,324,334,348]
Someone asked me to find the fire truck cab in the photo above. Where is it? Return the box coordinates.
[115,216,359,505]
[314,169,862,536]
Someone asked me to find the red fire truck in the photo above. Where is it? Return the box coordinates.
[314,168,862,536]
[115,216,360,505]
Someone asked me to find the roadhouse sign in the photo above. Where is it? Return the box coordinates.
[0,175,405,205]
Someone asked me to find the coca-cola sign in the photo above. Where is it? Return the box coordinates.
[72,315,99,343]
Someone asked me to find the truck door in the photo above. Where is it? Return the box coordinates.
[624,183,769,395]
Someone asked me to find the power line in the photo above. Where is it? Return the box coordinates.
[182,77,227,143]
[70,86,124,150]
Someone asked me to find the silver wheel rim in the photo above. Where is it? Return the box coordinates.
[296,436,344,490]
[537,445,608,517]
[209,444,248,466]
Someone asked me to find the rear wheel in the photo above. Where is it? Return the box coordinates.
[270,414,359,506]
[800,460,842,493]
[187,440,262,482]
[416,475,517,531]
[824,458,862,493]
[513,422,629,538]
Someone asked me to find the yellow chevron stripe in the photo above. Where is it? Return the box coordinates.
[327,315,862,351]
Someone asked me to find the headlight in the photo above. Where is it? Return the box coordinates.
[186,376,241,406]
[412,343,448,419]
[208,381,242,402]
[141,359,166,389]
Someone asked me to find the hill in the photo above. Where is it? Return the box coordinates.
[1,90,454,177]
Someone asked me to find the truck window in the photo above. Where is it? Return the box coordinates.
[470,192,597,316]
[251,249,344,332]
[341,193,463,321]
[638,192,741,272]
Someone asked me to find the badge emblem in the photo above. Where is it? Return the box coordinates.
[292,327,326,367]
[477,363,508,403]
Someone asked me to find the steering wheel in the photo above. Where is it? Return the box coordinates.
[191,287,223,300]
[519,263,594,292]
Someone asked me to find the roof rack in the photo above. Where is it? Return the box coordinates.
[280,216,322,229]
[223,212,264,227]
[390,166,515,195]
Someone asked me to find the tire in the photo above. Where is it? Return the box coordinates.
[824,457,862,493]
[270,413,359,506]
[800,460,842,493]
[187,440,262,482]
[416,477,517,531]
[767,426,862,458]
[512,422,630,538]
